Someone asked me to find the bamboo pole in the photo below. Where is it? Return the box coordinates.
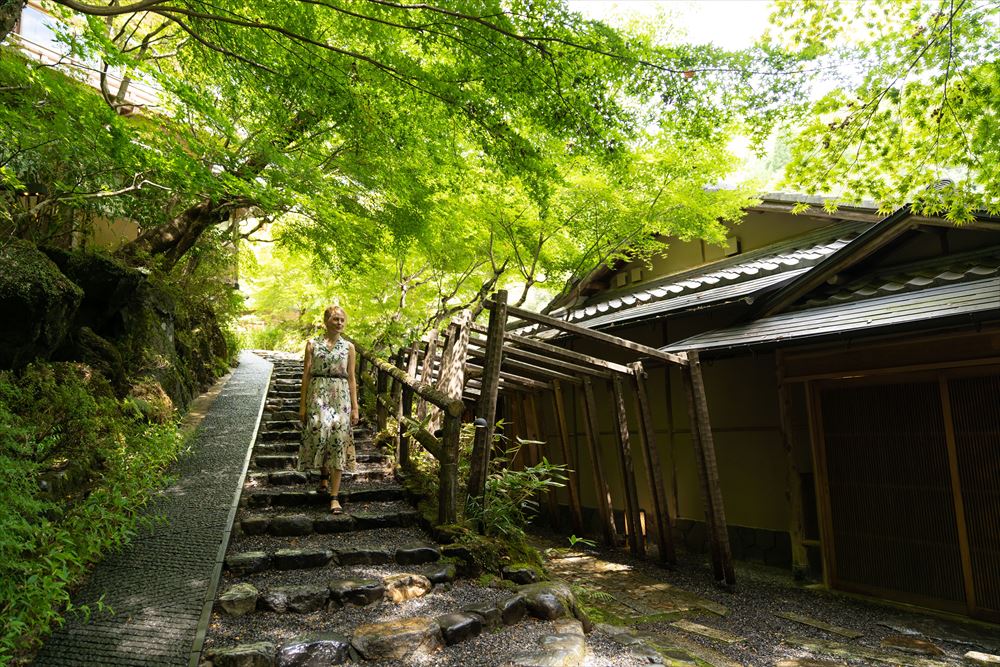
[551,381,584,534]
[468,289,507,503]
[582,376,618,545]
[526,392,560,529]
[629,362,676,566]
[611,375,644,557]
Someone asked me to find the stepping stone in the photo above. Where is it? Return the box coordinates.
[510,619,586,667]
[329,579,385,606]
[462,602,501,630]
[966,652,1000,665]
[776,660,847,667]
[422,562,457,585]
[261,585,329,614]
[209,642,275,667]
[273,548,332,570]
[503,564,540,584]
[518,581,575,620]
[351,617,444,660]
[498,594,528,625]
[384,573,432,603]
[216,583,259,617]
[314,513,355,533]
[776,611,863,639]
[225,551,271,575]
[783,636,951,667]
[670,620,745,644]
[436,612,482,645]
[882,635,944,656]
[395,545,440,565]
[336,547,393,565]
[270,514,313,536]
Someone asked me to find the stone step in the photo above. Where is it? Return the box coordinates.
[245,484,405,509]
[239,506,422,536]
[259,429,301,442]
[253,454,297,469]
[262,410,300,422]
[254,442,299,455]
[224,543,440,574]
[261,419,300,431]
[247,469,397,487]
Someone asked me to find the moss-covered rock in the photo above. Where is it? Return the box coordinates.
[0,240,83,369]
[41,247,143,337]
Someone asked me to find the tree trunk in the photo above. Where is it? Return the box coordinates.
[1,0,25,43]
[119,199,230,270]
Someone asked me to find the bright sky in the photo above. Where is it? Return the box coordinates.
[566,0,774,48]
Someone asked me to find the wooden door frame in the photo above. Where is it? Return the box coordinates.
[805,363,1000,619]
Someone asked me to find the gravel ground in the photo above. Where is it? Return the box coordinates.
[229,525,431,552]
[535,536,1000,667]
[203,581,510,653]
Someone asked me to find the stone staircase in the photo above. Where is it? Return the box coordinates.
[199,352,603,667]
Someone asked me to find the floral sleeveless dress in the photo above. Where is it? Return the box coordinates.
[299,337,355,472]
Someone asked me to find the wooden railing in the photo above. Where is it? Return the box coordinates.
[354,341,464,525]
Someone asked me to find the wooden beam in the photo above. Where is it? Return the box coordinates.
[629,362,676,566]
[470,323,633,375]
[434,312,471,431]
[582,376,618,546]
[551,381,584,535]
[466,362,552,391]
[612,375,644,557]
[775,351,809,576]
[353,341,464,417]
[468,290,507,503]
[467,346,583,384]
[469,334,612,379]
[682,351,735,586]
[494,303,689,366]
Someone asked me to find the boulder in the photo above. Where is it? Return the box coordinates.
[260,585,329,614]
[70,326,126,393]
[276,634,351,666]
[351,617,443,660]
[209,642,275,667]
[436,612,482,645]
[329,579,384,607]
[383,573,432,603]
[498,594,528,626]
[421,562,457,585]
[518,581,575,621]
[509,619,586,667]
[502,564,540,585]
[0,240,82,369]
[965,652,1000,666]
[216,583,259,617]
[461,602,501,630]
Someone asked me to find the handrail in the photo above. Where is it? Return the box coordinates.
[352,340,464,418]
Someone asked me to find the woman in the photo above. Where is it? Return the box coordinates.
[298,305,359,513]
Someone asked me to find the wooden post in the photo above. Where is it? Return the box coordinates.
[398,342,421,471]
[581,376,618,546]
[629,362,676,565]
[682,351,735,586]
[775,351,809,577]
[416,328,439,421]
[526,392,560,529]
[390,349,404,450]
[357,356,368,410]
[611,375,644,557]
[468,290,507,503]
[439,413,461,525]
[375,366,388,433]
[434,311,471,430]
[551,381,584,534]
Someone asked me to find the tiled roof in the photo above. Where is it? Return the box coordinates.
[525,220,874,334]
[795,247,1000,310]
[663,247,1000,353]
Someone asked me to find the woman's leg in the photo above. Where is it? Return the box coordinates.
[329,468,343,511]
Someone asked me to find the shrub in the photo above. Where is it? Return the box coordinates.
[0,363,186,664]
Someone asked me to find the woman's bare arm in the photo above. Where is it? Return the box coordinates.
[347,342,359,425]
[299,340,313,422]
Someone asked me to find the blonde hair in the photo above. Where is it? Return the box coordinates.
[324,305,347,323]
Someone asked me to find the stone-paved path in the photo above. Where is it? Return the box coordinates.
[33,351,272,667]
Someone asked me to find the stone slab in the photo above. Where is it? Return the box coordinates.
[775,611,863,639]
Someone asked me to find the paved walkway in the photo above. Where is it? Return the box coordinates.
[33,352,272,667]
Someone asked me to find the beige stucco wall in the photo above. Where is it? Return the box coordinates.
[86,216,139,249]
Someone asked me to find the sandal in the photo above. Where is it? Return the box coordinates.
[330,499,343,514]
